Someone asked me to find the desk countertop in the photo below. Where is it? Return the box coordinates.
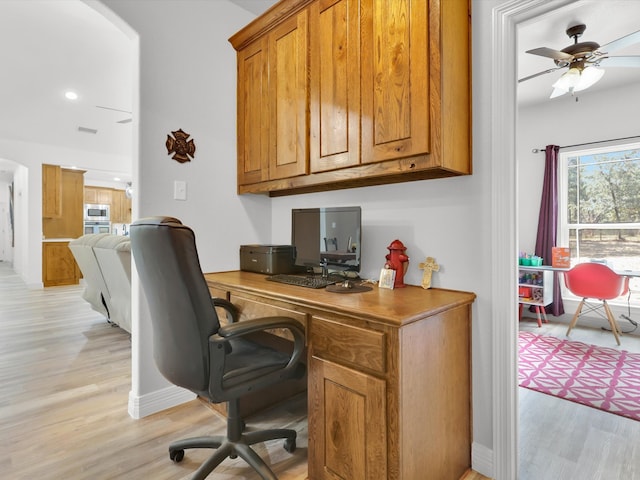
[204,270,476,328]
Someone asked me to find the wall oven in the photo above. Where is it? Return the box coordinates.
[84,221,111,235]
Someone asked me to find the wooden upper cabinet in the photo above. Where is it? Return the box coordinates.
[235,9,309,186]
[237,36,270,185]
[84,186,112,205]
[309,0,360,173]
[230,0,471,196]
[269,12,309,180]
[361,0,429,164]
[43,168,85,239]
[42,164,62,219]
[110,189,132,224]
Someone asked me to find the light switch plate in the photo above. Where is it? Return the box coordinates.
[173,180,187,200]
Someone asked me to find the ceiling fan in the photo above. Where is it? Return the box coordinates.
[519,24,640,98]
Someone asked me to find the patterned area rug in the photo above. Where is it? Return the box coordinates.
[518,331,640,421]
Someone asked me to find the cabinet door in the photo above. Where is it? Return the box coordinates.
[361,0,429,164]
[84,187,97,204]
[111,189,123,224]
[84,187,112,205]
[43,242,79,287]
[42,164,62,219]
[268,11,309,180]
[309,0,360,173]
[123,195,131,224]
[96,188,112,205]
[308,355,387,480]
[237,36,270,186]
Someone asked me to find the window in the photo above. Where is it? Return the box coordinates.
[559,142,640,303]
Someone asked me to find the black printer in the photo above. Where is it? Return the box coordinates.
[239,245,296,274]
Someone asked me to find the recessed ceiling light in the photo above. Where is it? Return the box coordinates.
[65,91,78,100]
[114,177,121,181]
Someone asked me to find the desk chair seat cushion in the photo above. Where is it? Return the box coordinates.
[220,337,295,388]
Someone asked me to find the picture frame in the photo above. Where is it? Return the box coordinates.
[379,268,396,289]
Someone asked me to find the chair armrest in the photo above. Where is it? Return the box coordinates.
[213,316,306,371]
[211,297,239,323]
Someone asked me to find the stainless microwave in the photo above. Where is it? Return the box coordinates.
[85,204,110,221]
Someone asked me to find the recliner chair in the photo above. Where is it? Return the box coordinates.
[130,216,306,480]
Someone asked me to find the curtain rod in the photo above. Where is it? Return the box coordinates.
[532,135,640,153]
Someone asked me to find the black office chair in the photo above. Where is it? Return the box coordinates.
[130,217,306,480]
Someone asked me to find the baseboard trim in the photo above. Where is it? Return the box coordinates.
[128,385,196,419]
[472,441,494,479]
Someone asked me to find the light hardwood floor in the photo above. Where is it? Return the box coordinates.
[0,262,488,480]
[519,315,640,480]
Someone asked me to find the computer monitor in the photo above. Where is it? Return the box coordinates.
[291,206,362,273]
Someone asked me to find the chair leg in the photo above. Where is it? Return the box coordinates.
[566,299,585,337]
[603,300,621,346]
[168,398,296,480]
[244,427,297,447]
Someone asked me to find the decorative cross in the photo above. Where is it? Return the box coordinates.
[418,256,440,289]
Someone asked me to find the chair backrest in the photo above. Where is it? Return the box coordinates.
[563,262,629,300]
[130,217,220,394]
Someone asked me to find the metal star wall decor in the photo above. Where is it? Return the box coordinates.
[166,129,196,163]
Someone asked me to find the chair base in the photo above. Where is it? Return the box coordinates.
[566,298,621,345]
[169,428,297,480]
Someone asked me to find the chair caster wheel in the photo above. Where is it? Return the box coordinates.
[284,437,296,453]
[169,449,184,463]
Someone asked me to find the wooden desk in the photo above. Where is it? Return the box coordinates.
[205,271,476,480]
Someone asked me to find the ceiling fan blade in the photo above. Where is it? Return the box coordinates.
[599,30,640,54]
[526,47,573,61]
[518,67,564,83]
[597,56,640,68]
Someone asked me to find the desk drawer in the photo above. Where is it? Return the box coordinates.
[231,294,307,342]
[310,316,386,374]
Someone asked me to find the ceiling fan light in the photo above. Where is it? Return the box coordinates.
[552,67,581,93]
[549,87,567,99]
[574,66,605,92]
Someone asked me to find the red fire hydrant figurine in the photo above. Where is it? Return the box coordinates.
[385,239,410,288]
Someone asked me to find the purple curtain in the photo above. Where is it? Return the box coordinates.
[534,145,564,315]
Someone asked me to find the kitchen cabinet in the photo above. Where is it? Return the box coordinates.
[229,0,471,196]
[84,186,112,205]
[42,167,84,287]
[110,189,131,224]
[42,164,62,218]
[42,241,80,287]
[234,8,308,185]
[43,168,85,240]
